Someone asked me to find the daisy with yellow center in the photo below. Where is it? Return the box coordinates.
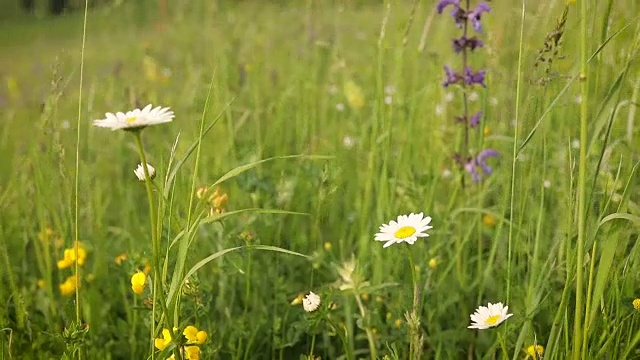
[93,104,174,131]
[468,302,513,329]
[374,212,433,248]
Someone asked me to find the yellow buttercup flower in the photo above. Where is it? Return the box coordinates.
[323,242,332,251]
[56,243,87,269]
[632,298,640,311]
[131,272,147,295]
[59,275,78,296]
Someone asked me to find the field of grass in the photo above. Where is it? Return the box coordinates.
[1,0,639,359]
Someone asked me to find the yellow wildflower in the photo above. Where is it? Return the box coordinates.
[131,272,147,295]
[428,257,438,270]
[482,214,497,227]
[114,253,128,265]
[360,293,370,302]
[483,126,490,137]
[526,344,544,359]
[154,328,173,351]
[184,345,201,360]
[633,298,640,311]
[344,80,365,109]
[38,228,54,243]
[323,242,332,251]
[37,279,46,289]
[56,243,87,269]
[59,275,78,296]
[394,319,403,328]
[184,325,208,344]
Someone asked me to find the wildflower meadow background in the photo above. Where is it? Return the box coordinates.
[1,0,639,359]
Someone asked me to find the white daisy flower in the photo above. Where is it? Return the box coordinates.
[374,212,433,248]
[93,104,174,131]
[302,291,321,312]
[468,302,513,329]
[134,163,156,181]
[342,135,355,149]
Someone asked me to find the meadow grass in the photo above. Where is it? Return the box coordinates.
[0,0,639,359]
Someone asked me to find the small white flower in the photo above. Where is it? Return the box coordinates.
[374,212,433,248]
[442,168,453,178]
[468,302,513,329]
[134,163,156,181]
[468,92,479,102]
[543,180,551,188]
[93,104,174,131]
[384,95,393,105]
[571,139,580,149]
[336,103,345,112]
[435,104,444,116]
[302,291,321,312]
[384,85,396,95]
[342,135,355,149]
[444,92,454,103]
[489,97,498,107]
[574,95,582,104]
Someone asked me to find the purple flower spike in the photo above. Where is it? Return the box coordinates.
[464,67,487,87]
[464,159,481,182]
[436,0,460,14]
[469,2,491,32]
[470,112,482,127]
[443,65,461,87]
[477,149,499,175]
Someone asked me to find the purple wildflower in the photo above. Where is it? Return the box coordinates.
[464,67,487,87]
[469,2,491,32]
[437,0,465,28]
[452,36,484,53]
[443,65,462,87]
[469,111,482,127]
[465,149,499,182]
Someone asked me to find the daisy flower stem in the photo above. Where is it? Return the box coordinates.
[497,330,509,357]
[133,131,161,356]
[405,246,420,360]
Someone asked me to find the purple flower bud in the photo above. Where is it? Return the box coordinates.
[469,2,491,32]
[470,111,482,127]
[452,36,484,53]
[443,65,462,87]
[464,67,487,87]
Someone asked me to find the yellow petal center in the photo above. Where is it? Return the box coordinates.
[486,315,501,325]
[126,117,137,123]
[394,226,416,239]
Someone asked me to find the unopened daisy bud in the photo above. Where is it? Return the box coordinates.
[302,291,321,312]
[428,257,438,270]
[134,163,155,181]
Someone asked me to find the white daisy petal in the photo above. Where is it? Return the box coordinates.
[92,104,175,131]
[373,212,434,248]
[468,302,513,330]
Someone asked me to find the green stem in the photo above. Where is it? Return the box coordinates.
[573,0,589,358]
[354,294,377,359]
[133,131,160,360]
